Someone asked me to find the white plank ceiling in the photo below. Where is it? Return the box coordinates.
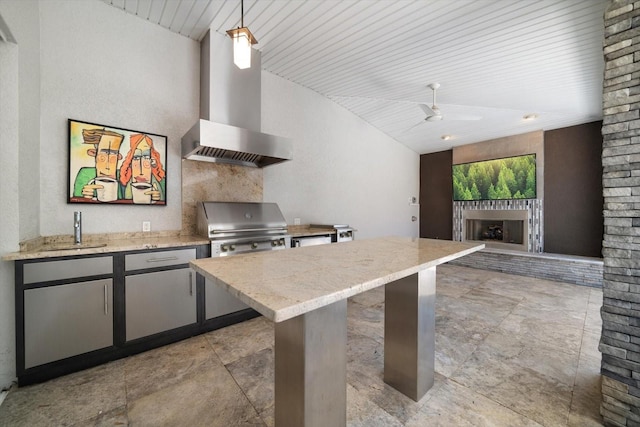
[101,0,607,154]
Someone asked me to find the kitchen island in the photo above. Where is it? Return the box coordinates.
[190,236,483,427]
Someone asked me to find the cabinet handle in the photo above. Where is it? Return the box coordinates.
[104,284,108,315]
[146,256,179,263]
[189,271,193,296]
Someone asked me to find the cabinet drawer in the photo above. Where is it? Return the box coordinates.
[125,248,196,271]
[23,256,112,284]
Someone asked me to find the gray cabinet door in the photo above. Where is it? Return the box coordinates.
[125,268,197,341]
[24,279,113,369]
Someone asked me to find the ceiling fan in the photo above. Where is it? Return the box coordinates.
[419,83,444,121]
[410,83,482,129]
[329,83,482,132]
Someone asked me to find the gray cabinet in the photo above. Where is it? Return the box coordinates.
[22,257,114,369]
[126,268,196,340]
[124,248,197,341]
[15,244,256,386]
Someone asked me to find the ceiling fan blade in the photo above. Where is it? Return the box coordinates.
[441,113,482,121]
[402,119,427,134]
[418,104,436,116]
[330,95,430,105]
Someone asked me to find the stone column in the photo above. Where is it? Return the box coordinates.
[600,1,640,425]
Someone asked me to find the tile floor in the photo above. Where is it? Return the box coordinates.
[0,265,603,426]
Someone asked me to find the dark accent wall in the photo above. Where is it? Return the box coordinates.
[419,150,453,239]
[544,121,603,257]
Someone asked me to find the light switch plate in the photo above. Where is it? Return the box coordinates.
[142,221,151,232]
[294,218,301,225]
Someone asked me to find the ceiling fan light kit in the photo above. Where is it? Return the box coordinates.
[226,0,257,69]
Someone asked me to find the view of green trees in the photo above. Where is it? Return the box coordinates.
[452,154,536,201]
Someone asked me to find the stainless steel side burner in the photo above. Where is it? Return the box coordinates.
[310,224,355,243]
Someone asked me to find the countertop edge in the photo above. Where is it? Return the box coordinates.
[3,235,210,261]
[191,239,484,323]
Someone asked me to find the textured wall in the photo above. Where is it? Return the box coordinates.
[262,72,420,239]
[37,0,199,235]
[0,38,19,390]
[0,0,41,391]
[599,1,640,425]
[450,250,603,288]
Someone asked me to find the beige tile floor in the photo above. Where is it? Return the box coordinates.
[0,265,603,426]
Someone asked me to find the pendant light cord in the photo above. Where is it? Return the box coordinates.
[241,0,244,28]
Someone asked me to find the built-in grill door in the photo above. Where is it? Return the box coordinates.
[205,278,248,319]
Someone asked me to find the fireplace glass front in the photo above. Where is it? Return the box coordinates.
[466,219,524,245]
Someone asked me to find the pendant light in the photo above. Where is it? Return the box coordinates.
[226,0,257,69]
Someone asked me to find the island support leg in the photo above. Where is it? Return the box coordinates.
[274,299,347,427]
[384,267,436,401]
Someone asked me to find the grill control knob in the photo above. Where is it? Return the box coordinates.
[251,242,258,249]
[271,241,277,247]
[221,245,228,252]
[230,245,236,251]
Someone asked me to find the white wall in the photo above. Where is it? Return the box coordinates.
[0,0,40,391]
[0,0,40,243]
[262,72,420,239]
[0,38,19,390]
[37,0,199,235]
[0,0,199,387]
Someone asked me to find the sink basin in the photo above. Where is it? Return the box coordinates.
[42,243,108,251]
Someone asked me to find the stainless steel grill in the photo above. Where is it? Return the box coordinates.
[198,201,291,320]
[197,201,291,256]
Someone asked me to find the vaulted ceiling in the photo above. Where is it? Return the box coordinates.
[101,0,607,154]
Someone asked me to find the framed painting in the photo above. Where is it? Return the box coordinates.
[68,119,167,206]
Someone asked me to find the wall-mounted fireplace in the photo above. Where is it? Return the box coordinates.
[453,199,543,253]
[463,209,528,251]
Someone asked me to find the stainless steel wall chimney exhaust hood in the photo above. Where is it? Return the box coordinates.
[182,30,292,168]
[182,119,292,168]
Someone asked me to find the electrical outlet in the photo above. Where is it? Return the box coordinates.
[294,217,301,225]
[142,221,151,232]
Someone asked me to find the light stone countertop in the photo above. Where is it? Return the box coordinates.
[190,236,484,322]
[2,233,210,261]
[3,225,338,261]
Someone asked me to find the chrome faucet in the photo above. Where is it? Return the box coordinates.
[74,211,82,245]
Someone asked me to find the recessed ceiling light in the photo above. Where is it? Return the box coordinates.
[441,135,452,140]
[523,113,538,120]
